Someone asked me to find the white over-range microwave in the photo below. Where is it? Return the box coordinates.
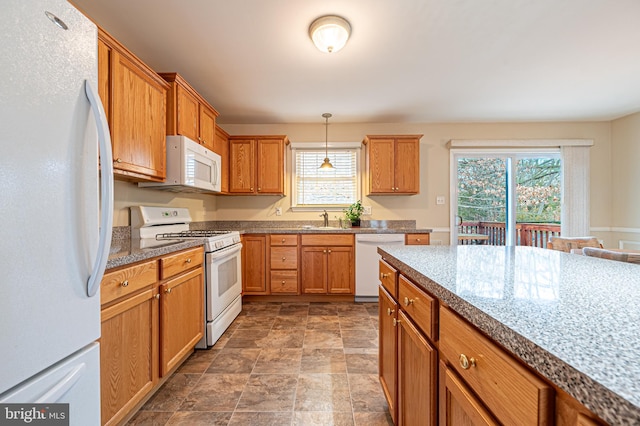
[139,135,221,193]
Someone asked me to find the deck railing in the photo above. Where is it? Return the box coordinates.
[459,221,561,248]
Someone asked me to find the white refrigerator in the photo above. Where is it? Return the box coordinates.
[0,1,113,424]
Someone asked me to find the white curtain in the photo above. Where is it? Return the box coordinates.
[561,145,591,237]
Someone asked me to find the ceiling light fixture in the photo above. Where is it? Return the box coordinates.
[309,15,351,53]
[319,113,334,170]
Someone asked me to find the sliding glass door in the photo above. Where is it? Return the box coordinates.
[452,150,561,246]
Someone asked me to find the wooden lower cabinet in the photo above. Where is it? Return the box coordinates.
[379,286,398,423]
[159,267,204,376]
[242,234,268,294]
[397,310,437,426]
[300,234,355,295]
[100,247,204,425]
[439,361,498,426]
[100,288,158,426]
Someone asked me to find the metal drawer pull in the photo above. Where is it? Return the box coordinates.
[459,354,476,370]
[154,294,160,300]
[282,257,286,261]
[281,280,286,285]
[185,258,192,263]
[387,307,395,315]
[403,297,415,306]
[120,280,129,287]
[380,272,389,279]
[282,238,286,243]
[165,288,172,294]
[393,318,401,327]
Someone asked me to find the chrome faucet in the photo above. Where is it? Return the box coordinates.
[320,210,329,227]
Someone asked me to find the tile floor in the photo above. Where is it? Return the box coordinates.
[126,301,393,426]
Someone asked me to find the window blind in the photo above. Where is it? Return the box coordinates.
[294,149,358,206]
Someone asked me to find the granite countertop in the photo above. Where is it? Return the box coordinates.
[106,220,432,270]
[377,245,640,425]
[106,238,205,270]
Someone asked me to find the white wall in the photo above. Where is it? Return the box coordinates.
[112,119,621,246]
[610,111,640,247]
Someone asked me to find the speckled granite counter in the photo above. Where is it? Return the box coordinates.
[377,245,640,425]
[106,238,205,270]
[106,220,431,270]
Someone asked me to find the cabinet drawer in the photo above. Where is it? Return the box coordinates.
[270,234,298,246]
[379,260,398,299]
[439,307,553,425]
[101,260,157,305]
[270,270,298,293]
[160,247,204,280]
[270,246,298,269]
[301,234,353,246]
[405,233,430,245]
[398,275,437,341]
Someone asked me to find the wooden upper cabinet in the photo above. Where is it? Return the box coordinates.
[98,29,169,182]
[364,135,422,195]
[229,136,288,195]
[160,72,220,152]
[214,125,230,194]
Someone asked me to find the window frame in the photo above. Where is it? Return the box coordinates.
[290,142,362,212]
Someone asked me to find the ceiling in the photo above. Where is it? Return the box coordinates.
[72,0,640,124]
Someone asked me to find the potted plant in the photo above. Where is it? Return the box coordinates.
[344,200,364,227]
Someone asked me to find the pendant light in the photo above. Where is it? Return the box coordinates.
[319,113,334,170]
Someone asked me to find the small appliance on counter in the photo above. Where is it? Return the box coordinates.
[131,206,242,348]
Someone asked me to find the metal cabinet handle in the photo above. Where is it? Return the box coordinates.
[403,297,415,306]
[282,257,286,261]
[165,288,172,294]
[282,238,286,243]
[323,249,327,253]
[416,238,421,242]
[386,307,395,315]
[459,354,476,370]
[257,187,261,192]
[328,249,332,254]
[393,318,401,327]
[380,272,389,279]
[114,158,122,163]
[120,280,129,287]
[281,280,286,285]
[154,294,160,300]
[185,258,192,263]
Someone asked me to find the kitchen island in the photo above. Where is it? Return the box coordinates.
[378,245,640,425]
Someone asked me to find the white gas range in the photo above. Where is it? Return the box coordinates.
[131,206,242,348]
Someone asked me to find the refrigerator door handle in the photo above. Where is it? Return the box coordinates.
[84,80,114,297]
[35,363,86,403]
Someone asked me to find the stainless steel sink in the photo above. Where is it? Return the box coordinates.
[300,225,343,230]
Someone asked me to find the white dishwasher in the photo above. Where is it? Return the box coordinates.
[355,234,405,301]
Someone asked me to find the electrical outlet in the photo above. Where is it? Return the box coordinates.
[363,205,372,215]
[436,195,445,205]
[275,207,282,216]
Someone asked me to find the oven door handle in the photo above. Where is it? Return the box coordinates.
[208,243,243,260]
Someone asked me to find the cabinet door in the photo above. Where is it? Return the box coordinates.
[327,246,354,294]
[256,138,284,194]
[439,361,498,426]
[101,288,158,426]
[300,247,328,294]
[213,126,229,193]
[368,138,395,193]
[199,105,216,151]
[175,84,199,142]
[229,139,255,193]
[379,286,398,424]
[97,39,111,117]
[398,310,437,426]
[159,267,204,377]
[110,50,166,181]
[395,138,420,193]
[242,235,268,294]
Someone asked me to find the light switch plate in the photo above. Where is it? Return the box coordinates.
[363,205,372,215]
[275,207,282,216]
[436,196,445,205]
